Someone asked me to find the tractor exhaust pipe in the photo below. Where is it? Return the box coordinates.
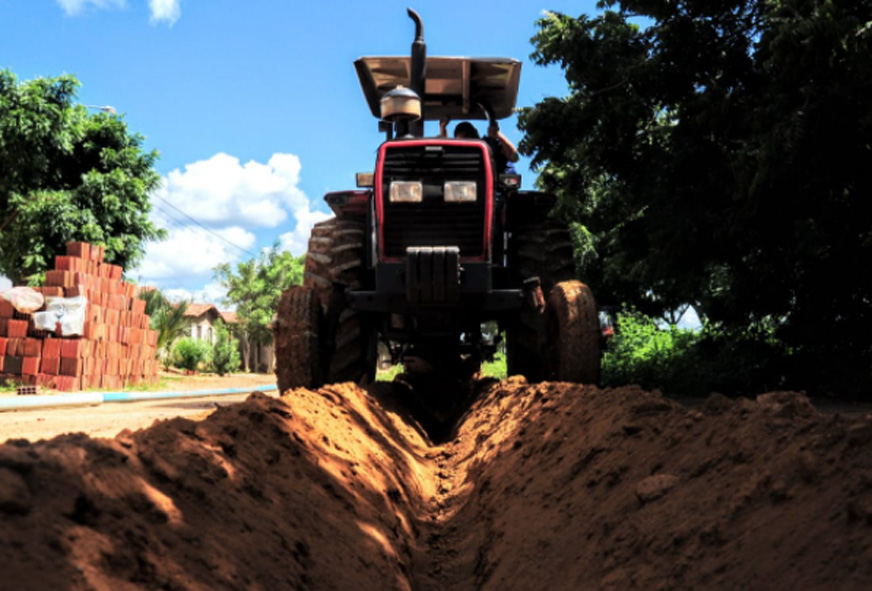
[408,8,426,137]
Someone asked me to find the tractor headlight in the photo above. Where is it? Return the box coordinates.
[444,181,477,203]
[389,181,423,203]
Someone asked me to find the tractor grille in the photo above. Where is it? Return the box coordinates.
[381,144,488,259]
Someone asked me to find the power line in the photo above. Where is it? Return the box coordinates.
[151,203,259,260]
[150,196,259,258]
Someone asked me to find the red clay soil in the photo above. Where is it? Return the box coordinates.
[1,378,872,590]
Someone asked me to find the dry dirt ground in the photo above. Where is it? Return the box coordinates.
[1,378,872,590]
[0,373,277,442]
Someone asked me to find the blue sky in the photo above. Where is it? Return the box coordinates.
[0,0,600,302]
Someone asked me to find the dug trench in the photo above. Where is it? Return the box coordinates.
[2,379,872,591]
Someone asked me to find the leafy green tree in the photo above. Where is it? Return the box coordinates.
[520,0,872,394]
[209,319,241,376]
[0,69,165,284]
[214,244,304,372]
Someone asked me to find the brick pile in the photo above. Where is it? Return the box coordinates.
[0,242,160,391]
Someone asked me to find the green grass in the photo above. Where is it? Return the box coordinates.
[480,351,507,379]
[376,364,403,382]
[121,375,181,392]
[375,351,508,382]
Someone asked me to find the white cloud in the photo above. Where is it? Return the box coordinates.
[55,0,179,24]
[149,0,181,25]
[0,276,11,291]
[135,151,330,302]
[154,153,311,230]
[136,225,255,280]
[162,281,229,306]
[56,0,125,15]
[278,207,331,256]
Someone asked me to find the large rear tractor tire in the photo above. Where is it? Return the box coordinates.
[274,286,322,393]
[506,219,576,382]
[544,281,601,384]
[274,217,375,391]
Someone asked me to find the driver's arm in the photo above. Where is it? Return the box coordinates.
[488,125,520,162]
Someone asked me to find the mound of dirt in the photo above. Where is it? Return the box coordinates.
[1,379,872,590]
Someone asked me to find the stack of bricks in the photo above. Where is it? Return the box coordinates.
[0,242,161,392]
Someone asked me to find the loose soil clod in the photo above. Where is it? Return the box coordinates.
[1,380,871,590]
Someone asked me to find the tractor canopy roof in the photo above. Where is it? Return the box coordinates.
[354,56,522,121]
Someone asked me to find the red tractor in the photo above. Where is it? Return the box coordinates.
[274,9,600,395]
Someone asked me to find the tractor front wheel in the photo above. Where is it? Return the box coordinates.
[544,281,601,384]
[275,217,376,391]
[506,218,575,382]
[274,286,323,393]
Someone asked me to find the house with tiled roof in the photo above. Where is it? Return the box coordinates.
[182,304,272,372]
[183,303,223,344]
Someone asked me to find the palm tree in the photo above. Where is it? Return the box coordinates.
[140,288,190,369]
[154,302,190,370]
[138,287,169,317]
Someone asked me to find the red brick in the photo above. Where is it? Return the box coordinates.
[55,375,77,392]
[106,294,121,310]
[104,358,120,376]
[66,241,91,259]
[3,355,22,374]
[21,356,40,375]
[7,320,27,338]
[45,270,72,288]
[40,357,60,375]
[22,338,41,357]
[55,255,85,272]
[82,321,99,340]
[61,339,83,359]
[129,298,144,315]
[64,285,88,298]
[0,299,15,319]
[42,338,60,358]
[89,244,104,263]
[60,357,83,377]
[0,337,6,356]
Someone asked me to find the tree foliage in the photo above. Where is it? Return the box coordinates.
[214,244,304,372]
[520,0,872,394]
[173,337,210,372]
[0,69,164,284]
[209,319,241,376]
[139,289,190,369]
[602,311,786,398]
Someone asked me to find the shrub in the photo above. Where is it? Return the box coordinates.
[173,337,210,371]
[210,320,241,376]
[602,311,788,398]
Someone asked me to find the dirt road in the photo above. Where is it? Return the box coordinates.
[0,373,276,442]
[2,378,872,590]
